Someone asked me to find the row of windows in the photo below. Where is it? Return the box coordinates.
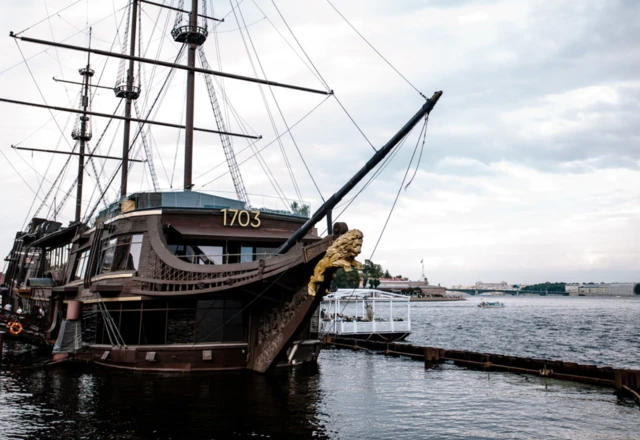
[72,233,279,280]
[73,234,143,280]
[47,245,71,271]
[98,234,143,274]
[169,244,278,265]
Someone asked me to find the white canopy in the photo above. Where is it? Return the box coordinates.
[323,288,409,302]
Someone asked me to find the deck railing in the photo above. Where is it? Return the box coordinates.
[319,320,410,335]
[174,251,277,265]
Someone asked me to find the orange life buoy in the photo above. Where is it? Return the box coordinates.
[9,321,23,335]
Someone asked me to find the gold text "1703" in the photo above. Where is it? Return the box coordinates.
[221,209,261,228]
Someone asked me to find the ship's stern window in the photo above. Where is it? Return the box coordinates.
[169,244,223,265]
[196,246,223,265]
[240,246,253,263]
[46,244,71,283]
[129,234,143,269]
[73,250,91,280]
[98,234,144,274]
[23,247,42,283]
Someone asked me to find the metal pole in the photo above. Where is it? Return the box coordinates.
[183,0,198,191]
[12,146,146,162]
[10,34,331,96]
[121,0,138,198]
[0,97,258,139]
[335,298,338,335]
[53,77,112,90]
[0,331,4,363]
[75,33,92,222]
[372,295,375,332]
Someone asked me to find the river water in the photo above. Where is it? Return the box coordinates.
[0,296,638,439]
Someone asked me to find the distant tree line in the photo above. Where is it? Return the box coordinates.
[331,259,405,290]
[520,282,566,293]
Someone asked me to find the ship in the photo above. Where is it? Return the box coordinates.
[0,0,441,373]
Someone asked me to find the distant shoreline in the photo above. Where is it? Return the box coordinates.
[410,297,466,302]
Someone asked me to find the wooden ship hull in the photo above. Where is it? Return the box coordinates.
[2,197,348,373]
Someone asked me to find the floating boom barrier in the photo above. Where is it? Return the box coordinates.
[323,336,640,406]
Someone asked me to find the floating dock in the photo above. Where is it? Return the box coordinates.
[324,336,640,405]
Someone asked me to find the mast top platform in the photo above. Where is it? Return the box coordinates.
[171,25,208,46]
[114,81,141,99]
[79,67,94,77]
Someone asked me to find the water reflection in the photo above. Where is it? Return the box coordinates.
[1,345,327,439]
[1,297,640,439]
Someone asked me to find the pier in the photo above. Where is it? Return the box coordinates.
[324,336,640,405]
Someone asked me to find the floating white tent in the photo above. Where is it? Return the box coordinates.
[317,289,411,341]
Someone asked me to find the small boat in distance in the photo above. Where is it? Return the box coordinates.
[478,301,504,308]
[314,289,411,341]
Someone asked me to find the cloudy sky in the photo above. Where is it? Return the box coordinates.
[0,0,638,286]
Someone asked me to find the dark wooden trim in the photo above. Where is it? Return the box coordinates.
[146,216,304,274]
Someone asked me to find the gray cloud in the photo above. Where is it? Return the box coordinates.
[0,0,638,284]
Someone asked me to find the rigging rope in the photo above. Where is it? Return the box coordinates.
[404,115,429,190]
[43,0,72,102]
[197,94,331,189]
[171,91,186,188]
[26,99,77,220]
[0,3,129,77]
[236,1,326,203]
[195,67,291,206]
[0,150,67,221]
[13,0,83,36]
[251,1,324,87]
[325,0,427,100]
[269,0,376,152]
[11,3,128,223]
[230,0,303,204]
[201,23,289,207]
[368,118,428,261]
[13,41,76,153]
[84,46,186,221]
[138,4,180,187]
[320,121,428,332]
[321,130,410,235]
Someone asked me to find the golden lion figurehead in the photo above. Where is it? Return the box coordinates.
[324,229,363,262]
[308,229,363,296]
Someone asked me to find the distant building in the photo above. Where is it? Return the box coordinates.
[377,278,446,297]
[607,283,637,296]
[578,284,609,296]
[475,281,510,290]
[568,283,639,296]
[565,283,580,294]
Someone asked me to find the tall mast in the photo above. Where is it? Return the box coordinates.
[183,0,200,190]
[72,29,94,222]
[118,0,140,197]
[171,0,208,190]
